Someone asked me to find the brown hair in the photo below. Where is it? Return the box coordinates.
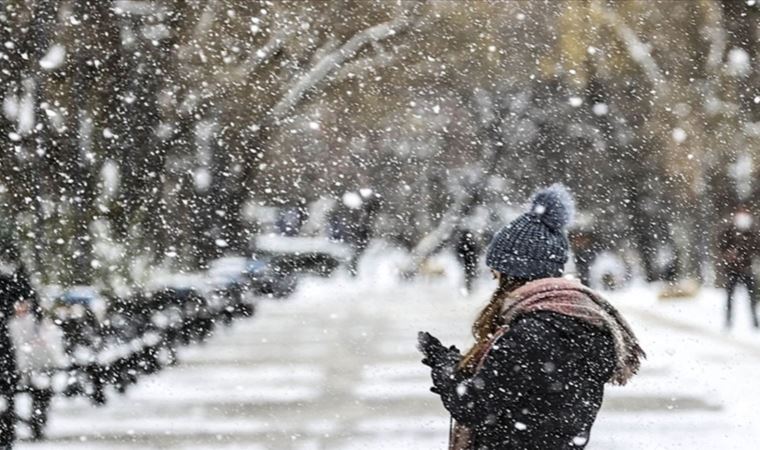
[459,275,528,372]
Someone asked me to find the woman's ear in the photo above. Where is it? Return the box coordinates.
[491,270,500,281]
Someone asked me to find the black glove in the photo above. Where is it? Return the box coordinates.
[418,331,461,394]
[417,331,460,366]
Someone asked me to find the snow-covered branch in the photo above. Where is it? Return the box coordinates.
[404,196,467,275]
[177,28,287,119]
[270,1,426,121]
[229,28,288,81]
[595,3,669,98]
[330,48,397,84]
[702,2,727,75]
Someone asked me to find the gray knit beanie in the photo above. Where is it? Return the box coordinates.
[486,184,575,280]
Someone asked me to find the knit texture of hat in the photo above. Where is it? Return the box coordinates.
[486,184,575,280]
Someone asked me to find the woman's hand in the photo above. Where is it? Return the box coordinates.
[418,331,462,395]
[417,331,460,365]
[417,331,442,364]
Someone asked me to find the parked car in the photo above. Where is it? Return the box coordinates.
[254,234,352,277]
[247,257,298,298]
[207,257,256,321]
[106,292,157,343]
[208,255,297,299]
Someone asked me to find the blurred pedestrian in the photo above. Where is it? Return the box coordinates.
[569,226,597,287]
[0,277,17,449]
[276,202,308,237]
[454,228,479,293]
[330,189,381,276]
[10,298,64,441]
[718,206,760,329]
[417,185,644,450]
[0,257,36,449]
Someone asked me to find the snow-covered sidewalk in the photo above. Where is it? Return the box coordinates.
[596,283,760,449]
[15,273,760,449]
[616,281,760,346]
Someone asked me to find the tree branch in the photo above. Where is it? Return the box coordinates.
[229,28,289,82]
[594,2,669,98]
[701,0,726,75]
[330,46,397,84]
[270,1,427,121]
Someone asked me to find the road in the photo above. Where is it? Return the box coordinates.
[15,276,760,449]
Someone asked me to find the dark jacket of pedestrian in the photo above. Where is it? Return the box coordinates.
[718,218,759,276]
[418,185,644,450]
[717,213,760,328]
[454,228,480,292]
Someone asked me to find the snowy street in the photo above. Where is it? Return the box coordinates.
[15,266,760,450]
[4,1,760,449]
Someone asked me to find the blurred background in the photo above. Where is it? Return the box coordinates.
[1,0,759,286]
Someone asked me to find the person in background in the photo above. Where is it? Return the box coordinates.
[10,298,64,441]
[569,226,597,287]
[329,189,382,276]
[0,254,36,450]
[0,274,17,450]
[454,228,479,294]
[453,204,490,294]
[349,189,381,276]
[417,184,644,450]
[276,203,308,237]
[718,205,760,329]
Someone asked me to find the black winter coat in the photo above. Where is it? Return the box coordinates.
[718,224,759,276]
[437,311,617,450]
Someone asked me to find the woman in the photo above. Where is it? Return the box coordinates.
[418,184,644,450]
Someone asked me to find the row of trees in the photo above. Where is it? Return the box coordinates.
[1,0,759,287]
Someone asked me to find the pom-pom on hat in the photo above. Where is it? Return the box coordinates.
[486,184,575,280]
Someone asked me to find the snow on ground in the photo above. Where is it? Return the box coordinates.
[14,248,760,449]
[595,282,760,449]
